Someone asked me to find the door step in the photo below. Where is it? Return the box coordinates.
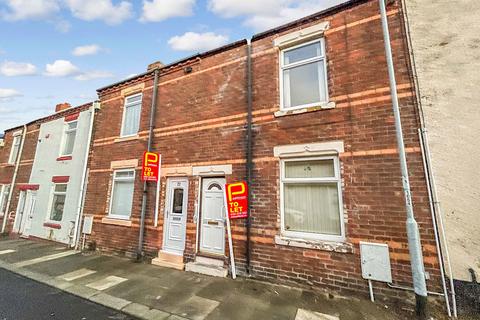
[151,251,185,271]
[185,256,227,277]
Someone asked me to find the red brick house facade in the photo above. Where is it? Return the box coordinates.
[80,0,442,302]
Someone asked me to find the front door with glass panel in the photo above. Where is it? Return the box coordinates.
[199,178,226,255]
[18,190,36,237]
[163,179,188,254]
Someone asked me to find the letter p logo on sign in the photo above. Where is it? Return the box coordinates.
[225,181,248,219]
[142,151,160,182]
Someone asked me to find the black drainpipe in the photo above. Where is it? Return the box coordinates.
[245,39,253,274]
[137,68,160,261]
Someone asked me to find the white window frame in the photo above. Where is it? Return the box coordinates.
[46,183,68,223]
[108,168,135,220]
[0,184,11,216]
[120,93,142,138]
[59,120,78,157]
[8,133,22,164]
[279,38,329,111]
[280,155,345,242]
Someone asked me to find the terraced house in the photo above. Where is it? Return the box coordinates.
[0,102,95,246]
[76,0,450,309]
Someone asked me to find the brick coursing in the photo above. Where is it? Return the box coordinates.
[1,0,442,304]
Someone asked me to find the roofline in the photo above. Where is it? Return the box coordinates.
[97,39,248,93]
[96,0,370,93]
[3,102,93,134]
[252,0,369,41]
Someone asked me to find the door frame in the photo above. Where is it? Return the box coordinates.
[13,190,26,233]
[162,177,189,255]
[18,190,36,237]
[198,176,226,256]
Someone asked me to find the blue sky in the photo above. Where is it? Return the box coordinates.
[0,0,345,132]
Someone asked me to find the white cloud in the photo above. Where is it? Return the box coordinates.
[208,0,347,32]
[168,32,228,51]
[207,0,282,18]
[65,0,133,25]
[0,88,21,100]
[140,0,195,22]
[0,61,37,76]
[74,70,114,81]
[72,44,103,56]
[1,0,60,21]
[44,59,80,77]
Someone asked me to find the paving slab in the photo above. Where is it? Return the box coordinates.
[90,292,131,310]
[169,295,220,320]
[86,275,128,290]
[64,283,99,299]
[295,309,339,320]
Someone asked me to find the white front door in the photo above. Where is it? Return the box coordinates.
[200,178,226,255]
[18,191,36,237]
[163,178,188,255]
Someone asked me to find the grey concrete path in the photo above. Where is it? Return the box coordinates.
[0,238,410,320]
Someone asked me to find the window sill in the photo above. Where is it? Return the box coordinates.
[101,217,132,227]
[114,134,140,143]
[275,102,336,118]
[274,235,353,253]
[56,156,72,161]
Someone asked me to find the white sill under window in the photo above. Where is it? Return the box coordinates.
[275,234,353,253]
[115,134,140,143]
[276,101,336,117]
[102,216,132,227]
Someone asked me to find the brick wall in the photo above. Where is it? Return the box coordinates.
[82,0,442,302]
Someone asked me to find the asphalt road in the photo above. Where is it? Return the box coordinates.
[0,268,137,320]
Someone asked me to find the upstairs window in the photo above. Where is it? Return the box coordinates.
[61,121,77,156]
[280,38,328,110]
[109,169,135,219]
[8,134,22,164]
[49,184,67,222]
[121,93,142,137]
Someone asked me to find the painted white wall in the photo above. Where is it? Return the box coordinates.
[404,0,480,281]
[26,109,92,244]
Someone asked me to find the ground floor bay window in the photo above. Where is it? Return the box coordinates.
[280,156,344,242]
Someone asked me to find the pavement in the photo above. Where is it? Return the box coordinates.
[0,238,438,320]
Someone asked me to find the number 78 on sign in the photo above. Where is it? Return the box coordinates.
[225,181,248,219]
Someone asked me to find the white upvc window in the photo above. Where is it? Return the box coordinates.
[280,38,328,111]
[108,169,135,219]
[61,120,78,156]
[0,184,11,216]
[120,93,142,137]
[48,184,67,222]
[280,156,344,242]
[8,134,22,164]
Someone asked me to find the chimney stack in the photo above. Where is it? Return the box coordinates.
[147,61,164,71]
[55,102,71,113]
